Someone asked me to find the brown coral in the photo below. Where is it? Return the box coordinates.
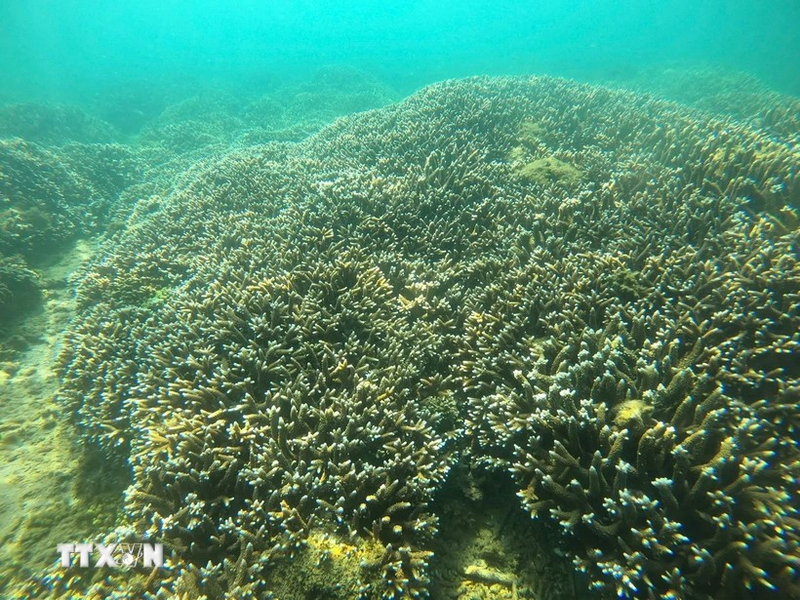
[46,75,800,600]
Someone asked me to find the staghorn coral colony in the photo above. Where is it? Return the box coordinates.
[606,67,800,141]
[2,74,798,598]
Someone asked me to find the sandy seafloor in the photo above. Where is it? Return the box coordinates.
[0,242,99,569]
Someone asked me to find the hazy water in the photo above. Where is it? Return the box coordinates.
[1,0,798,103]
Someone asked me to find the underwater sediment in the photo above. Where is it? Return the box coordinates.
[1,74,798,599]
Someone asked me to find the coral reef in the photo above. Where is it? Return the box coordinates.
[89,76,194,136]
[0,254,40,329]
[265,66,397,128]
[0,103,118,145]
[608,67,800,141]
[137,90,246,153]
[136,66,397,156]
[0,135,143,342]
[9,74,796,599]
[0,138,141,259]
[0,138,97,259]
[238,66,396,145]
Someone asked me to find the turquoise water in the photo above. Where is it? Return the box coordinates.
[2,0,799,101]
[0,3,798,600]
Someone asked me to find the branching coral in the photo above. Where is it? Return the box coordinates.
[48,75,799,599]
[607,67,800,141]
[0,102,118,145]
[0,135,144,343]
[0,254,40,327]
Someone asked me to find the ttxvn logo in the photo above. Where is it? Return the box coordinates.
[57,542,163,568]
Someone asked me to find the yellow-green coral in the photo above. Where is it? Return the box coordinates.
[513,156,582,186]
